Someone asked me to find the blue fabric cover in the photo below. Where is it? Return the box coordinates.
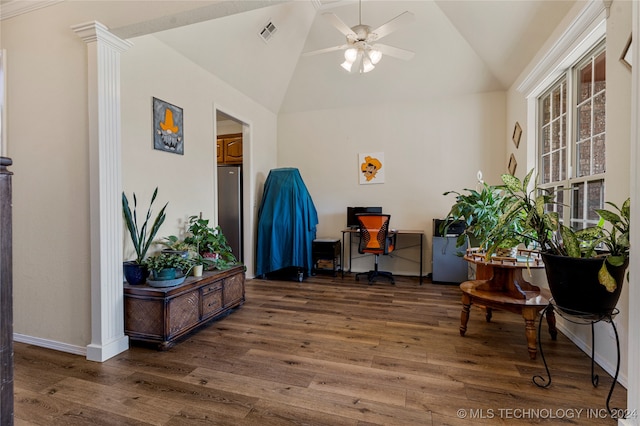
[256,168,318,277]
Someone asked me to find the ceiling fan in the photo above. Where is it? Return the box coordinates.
[303,0,415,73]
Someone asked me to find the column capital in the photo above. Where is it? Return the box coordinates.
[72,21,132,52]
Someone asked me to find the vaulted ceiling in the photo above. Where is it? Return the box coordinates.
[118,0,578,114]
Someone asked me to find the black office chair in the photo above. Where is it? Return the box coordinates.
[355,213,396,285]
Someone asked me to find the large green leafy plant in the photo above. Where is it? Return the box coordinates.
[442,181,523,251]
[487,169,630,291]
[122,187,168,264]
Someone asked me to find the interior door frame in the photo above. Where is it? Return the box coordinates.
[214,108,249,264]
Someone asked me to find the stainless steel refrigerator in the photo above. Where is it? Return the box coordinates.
[217,165,243,261]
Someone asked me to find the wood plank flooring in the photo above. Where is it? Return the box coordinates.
[13,274,627,425]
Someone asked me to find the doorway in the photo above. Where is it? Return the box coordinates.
[216,110,245,262]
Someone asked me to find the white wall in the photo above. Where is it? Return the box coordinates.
[600,0,632,386]
[2,3,97,349]
[278,92,507,276]
[217,119,243,136]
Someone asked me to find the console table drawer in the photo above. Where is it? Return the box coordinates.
[201,282,222,295]
[202,288,223,318]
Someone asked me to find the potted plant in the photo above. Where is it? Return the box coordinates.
[187,251,216,277]
[486,169,630,316]
[159,232,216,277]
[122,187,168,285]
[184,215,237,269]
[159,235,192,258]
[442,180,525,255]
[145,252,194,285]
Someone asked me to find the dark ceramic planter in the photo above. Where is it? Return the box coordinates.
[123,261,148,285]
[541,253,628,315]
[152,267,177,281]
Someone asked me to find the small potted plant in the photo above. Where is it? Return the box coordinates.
[486,169,630,316]
[184,215,237,269]
[159,235,192,259]
[187,251,215,277]
[122,187,168,285]
[145,252,194,286]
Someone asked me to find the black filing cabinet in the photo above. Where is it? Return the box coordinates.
[312,239,341,276]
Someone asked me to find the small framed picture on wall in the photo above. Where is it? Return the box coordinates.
[512,122,522,149]
[153,97,184,155]
[621,34,632,70]
[359,152,385,184]
[508,153,517,176]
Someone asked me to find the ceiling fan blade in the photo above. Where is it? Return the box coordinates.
[322,12,357,38]
[303,44,348,57]
[376,44,415,61]
[371,11,415,40]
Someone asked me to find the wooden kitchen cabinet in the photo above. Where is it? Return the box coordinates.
[216,133,243,164]
[124,265,245,349]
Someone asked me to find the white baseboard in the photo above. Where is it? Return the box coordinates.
[13,333,87,356]
[556,322,628,389]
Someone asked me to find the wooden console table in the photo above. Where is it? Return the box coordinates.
[124,265,245,349]
[459,250,557,359]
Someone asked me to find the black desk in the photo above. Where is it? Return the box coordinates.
[341,228,425,284]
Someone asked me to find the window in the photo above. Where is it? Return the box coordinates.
[537,42,606,231]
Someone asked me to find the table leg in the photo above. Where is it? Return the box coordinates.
[522,307,538,360]
[485,307,492,322]
[419,233,423,285]
[460,293,471,336]
[545,305,557,340]
[341,231,346,279]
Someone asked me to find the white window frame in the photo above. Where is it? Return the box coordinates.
[517,0,607,222]
[537,41,606,230]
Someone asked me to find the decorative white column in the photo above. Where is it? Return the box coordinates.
[623,2,640,424]
[72,21,132,362]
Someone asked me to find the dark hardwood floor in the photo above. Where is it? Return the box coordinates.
[14,273,626,425]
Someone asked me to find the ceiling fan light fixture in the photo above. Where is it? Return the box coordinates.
[368,48,382,65]
[344,47,358,62]
[341,48,376,73]
[307,3,415,73]
[341,60,354,72]
[361,56,375,73]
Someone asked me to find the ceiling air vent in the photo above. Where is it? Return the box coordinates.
[258,20,277,43]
